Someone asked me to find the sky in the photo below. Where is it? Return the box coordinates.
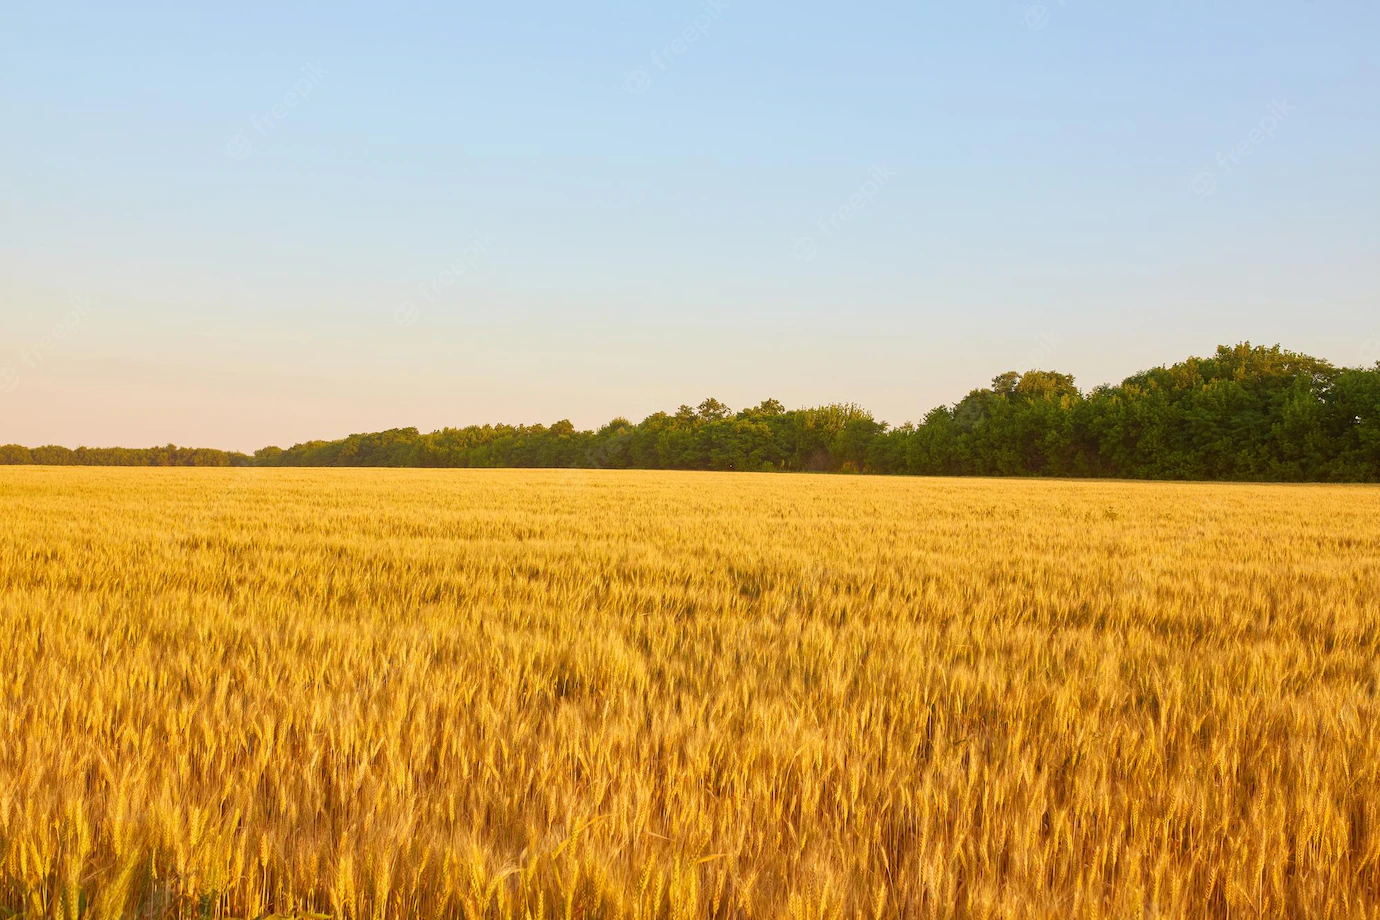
[2,1,1377,452]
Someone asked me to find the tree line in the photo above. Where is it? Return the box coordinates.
[5,344,1379,481]
[0,443,251,467]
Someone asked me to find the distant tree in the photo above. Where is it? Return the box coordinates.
[697,398,731,421]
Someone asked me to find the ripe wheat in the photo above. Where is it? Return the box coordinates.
[1,468,1378,918]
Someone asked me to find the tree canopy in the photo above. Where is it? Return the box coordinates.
[5,344,1379,481]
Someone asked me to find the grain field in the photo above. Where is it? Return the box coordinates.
[1,468,1378,918]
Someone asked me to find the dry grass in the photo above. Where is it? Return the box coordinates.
[1,467,1378,919]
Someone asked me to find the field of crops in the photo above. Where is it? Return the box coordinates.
[1,468,1378,919]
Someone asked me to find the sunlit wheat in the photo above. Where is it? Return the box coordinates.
[1,468,1378,918]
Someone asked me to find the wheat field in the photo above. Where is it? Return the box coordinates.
[1,468,1378,919]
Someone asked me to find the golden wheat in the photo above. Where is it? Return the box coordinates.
[1,468,1378,919]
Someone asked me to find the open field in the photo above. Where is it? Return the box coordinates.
[1,468,1379,919]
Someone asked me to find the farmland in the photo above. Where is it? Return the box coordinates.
[1,468,1378,918]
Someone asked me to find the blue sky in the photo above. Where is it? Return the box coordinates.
[2,1,1377,450]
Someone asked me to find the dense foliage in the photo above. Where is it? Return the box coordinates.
[251,344,1380,481]
[0,443,250,467]
[6,344,1379,480]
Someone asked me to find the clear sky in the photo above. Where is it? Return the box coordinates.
[2,1,1377,452]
